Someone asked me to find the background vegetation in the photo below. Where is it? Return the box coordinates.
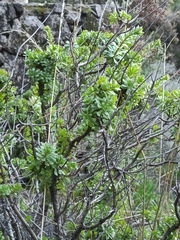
[0,0,180,239]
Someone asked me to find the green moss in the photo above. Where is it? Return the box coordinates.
[25,4,54,19]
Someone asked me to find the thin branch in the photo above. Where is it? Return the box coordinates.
[65,126,91,157]
[162,186,180,239]
[8,196,37,240]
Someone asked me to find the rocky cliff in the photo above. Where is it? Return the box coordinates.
[0,2,179,89]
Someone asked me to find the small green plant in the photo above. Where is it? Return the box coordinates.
[0,183,22,197]
[108,10,132,24]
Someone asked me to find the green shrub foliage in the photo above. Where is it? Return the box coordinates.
[0,15,180,240]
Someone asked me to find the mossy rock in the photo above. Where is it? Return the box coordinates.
[25,3,54,20]
[81,6,98,31]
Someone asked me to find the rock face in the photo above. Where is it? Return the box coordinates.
[0,2,179,88]
[2,0,28,3]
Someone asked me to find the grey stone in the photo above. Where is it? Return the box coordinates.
[12,18,22,29]
[7,30,27,54]
[22,15,45,45]
[23,15,44,33]
[53,3,63,14]
[0,35,8,47]
[90,4,102,18]
[0,53,5,67]
[7,3,17,21]
[13,3,24,18]
[60,20,72,42]
[0,3,11,32]
[66,11,78,25]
